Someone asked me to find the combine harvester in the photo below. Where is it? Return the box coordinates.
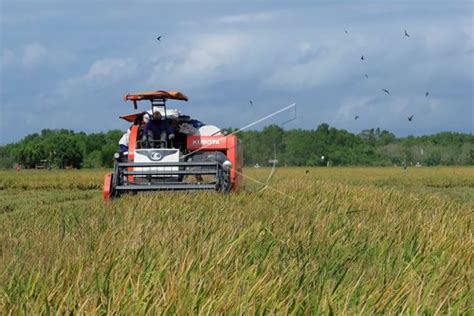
[103,90,243,200]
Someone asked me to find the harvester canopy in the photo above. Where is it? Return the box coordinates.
[124,90,188,102]
[119,112,146,123]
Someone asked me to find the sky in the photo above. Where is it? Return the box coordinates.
[1,0,473,144]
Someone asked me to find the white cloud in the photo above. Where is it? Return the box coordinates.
[215,11,278,24]
[1,43,75,69]
[22,43,47,67]
[297,42,313,55]
[177,34,246,73]
[333,95,412,127]
[332,93,462,135]
[40,57,138,110]
[0,43,48,68]
[334,96,375,122]
[84,58,137,81]
[147,33,253,87]
[260,44,357,91]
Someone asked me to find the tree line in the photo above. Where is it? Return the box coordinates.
[0,129,122,169]
[0,124,472,169]
[240,124,473,167]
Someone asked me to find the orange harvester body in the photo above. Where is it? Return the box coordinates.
[103,90,243,200]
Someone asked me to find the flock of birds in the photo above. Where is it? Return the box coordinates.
[246,29,428,123]
[353,28,430,123]
[157,29,429,123]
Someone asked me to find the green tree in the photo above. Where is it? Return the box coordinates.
[52,136,83,168]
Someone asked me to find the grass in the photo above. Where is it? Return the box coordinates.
[0,167,473,313]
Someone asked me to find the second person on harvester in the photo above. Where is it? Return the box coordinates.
[143,111,175,148]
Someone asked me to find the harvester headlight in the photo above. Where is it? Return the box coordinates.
[222,160,232,171]
[114,152,121,160]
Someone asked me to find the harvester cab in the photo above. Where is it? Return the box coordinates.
[103,90,243,200]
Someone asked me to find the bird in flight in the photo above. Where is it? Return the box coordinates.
[249,100,253,106]
[361,55,365,60]
[408,115,414,121]
[425,92,429,97]
[364,74,369,79]
[404,30,410,37]
[354,115,359,120]
[345,30,348,34]
[382,89,391,95]
[157,36,162,41]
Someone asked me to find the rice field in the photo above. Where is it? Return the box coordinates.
[0,167,473,314]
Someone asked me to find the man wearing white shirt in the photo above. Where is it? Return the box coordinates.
[118,128,131,155]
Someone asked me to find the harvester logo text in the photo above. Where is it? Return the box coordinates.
[192,139,221,146]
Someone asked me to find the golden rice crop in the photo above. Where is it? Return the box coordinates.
[0,167,472,314]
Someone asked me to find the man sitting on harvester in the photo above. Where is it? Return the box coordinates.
[143,111,175,148]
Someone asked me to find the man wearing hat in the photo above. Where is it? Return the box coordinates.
[143,111,175,148]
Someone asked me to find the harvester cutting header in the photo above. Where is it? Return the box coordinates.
[103,90,243,200]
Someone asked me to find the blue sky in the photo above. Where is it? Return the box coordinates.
[1,0,473,144]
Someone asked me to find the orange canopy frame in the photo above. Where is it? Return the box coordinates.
[124,90,188,102]
[119,112,146,123]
